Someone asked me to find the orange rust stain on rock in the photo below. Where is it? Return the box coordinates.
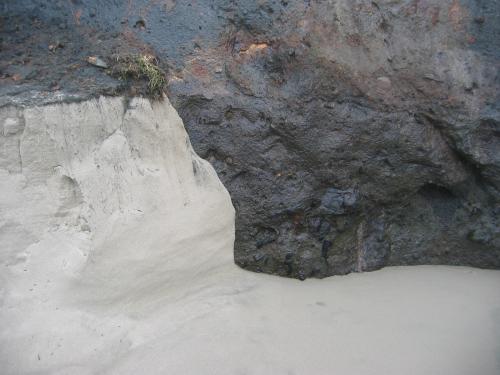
[448,0,468,31]
[74,9,82,25]
[190,61,209,78]
[240,43,269,55]
[430,6,440,26]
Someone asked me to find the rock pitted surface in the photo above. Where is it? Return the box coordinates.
[1,0,499,278]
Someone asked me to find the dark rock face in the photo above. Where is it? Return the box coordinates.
[2,0,500,278]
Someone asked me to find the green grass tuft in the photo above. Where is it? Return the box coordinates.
[110,54,166,98]
[136,55,165,97]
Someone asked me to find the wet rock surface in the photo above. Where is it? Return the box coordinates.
[1,0,499,278]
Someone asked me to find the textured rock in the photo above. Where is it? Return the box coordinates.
[1,0,499,278]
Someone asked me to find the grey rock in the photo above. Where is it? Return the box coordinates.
[320,188,358,215]
[87,56,108,69]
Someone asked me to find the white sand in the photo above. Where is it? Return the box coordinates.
[1,97,499,375]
